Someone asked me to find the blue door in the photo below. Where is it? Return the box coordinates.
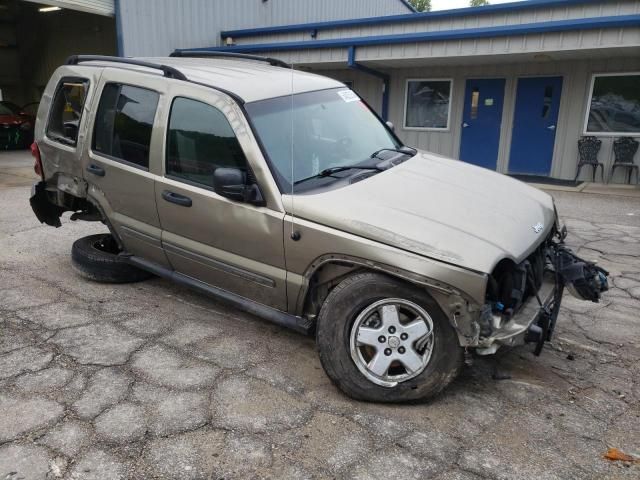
[509,76,563,176]
[459,78,506,170]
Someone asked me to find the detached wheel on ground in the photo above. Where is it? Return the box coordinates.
[71,233,153,283]
[316,272,463,403]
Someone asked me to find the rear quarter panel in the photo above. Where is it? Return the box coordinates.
[36,66,103,191]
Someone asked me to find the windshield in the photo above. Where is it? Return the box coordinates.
[246,88,401,192]
[0,102,21,115]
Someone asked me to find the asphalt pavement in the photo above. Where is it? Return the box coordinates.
[1,150,639,479]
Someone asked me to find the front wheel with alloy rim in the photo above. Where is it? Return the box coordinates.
[316,272,463,402]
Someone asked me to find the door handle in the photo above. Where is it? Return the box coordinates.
[162,190,192,207]
[462,122,470,128]
[86,164,105,177]
[547,125,556,131]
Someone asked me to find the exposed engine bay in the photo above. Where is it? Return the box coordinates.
[479,225,609,355]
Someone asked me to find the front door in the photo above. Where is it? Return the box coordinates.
[155,89,287,311]
[460,78,506,170]
[509,76,563,176]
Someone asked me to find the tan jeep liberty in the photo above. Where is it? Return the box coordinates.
[29,53,608,402]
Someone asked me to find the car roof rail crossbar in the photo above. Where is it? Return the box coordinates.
[65,55,188,80]
[170,50,291,69]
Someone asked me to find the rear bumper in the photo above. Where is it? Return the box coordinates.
[30,181,65,227]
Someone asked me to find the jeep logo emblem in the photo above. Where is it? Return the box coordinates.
[533,222,544,234]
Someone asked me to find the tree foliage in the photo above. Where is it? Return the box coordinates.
[470,0,490,6]
[407,0,431,12]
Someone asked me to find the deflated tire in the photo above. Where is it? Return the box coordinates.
[71,233,153,284]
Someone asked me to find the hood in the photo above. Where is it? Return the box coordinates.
[284,151,556,274]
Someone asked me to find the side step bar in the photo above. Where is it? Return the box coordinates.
[127,256,313,336]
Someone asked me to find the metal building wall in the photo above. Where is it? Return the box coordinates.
[223,0,640,65]
[233,0,640,46]
[338,55,640,181]
[118,0,411,57]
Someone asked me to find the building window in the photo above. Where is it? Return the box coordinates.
[404,79,452,130]
[46,78,89,146]
[585,73,640,135]
[93,83,159,170]
[470,88,480,120]
[166,97,248,188]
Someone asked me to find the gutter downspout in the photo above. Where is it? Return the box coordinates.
[347,46,390,121]
[114,0,124,57]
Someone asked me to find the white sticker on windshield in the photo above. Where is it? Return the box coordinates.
[337,89,360,103]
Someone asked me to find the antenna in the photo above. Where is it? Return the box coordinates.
[289,60,298,241]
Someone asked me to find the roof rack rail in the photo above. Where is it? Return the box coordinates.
[65,55,188,80]
[170,50,291,69]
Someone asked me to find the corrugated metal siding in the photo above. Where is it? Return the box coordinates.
[119,0,409,57]
[355,27,640,62]
[225,23,640,66]
[234,0,640,45]
[22,0,114,16]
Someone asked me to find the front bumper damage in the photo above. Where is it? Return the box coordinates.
[476,228,609,356]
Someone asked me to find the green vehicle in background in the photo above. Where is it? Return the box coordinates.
[0,101,35,149]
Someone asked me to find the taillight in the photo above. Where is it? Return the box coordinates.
[31,142,44,180]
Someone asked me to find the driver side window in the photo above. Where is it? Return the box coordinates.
[166,97,247,188]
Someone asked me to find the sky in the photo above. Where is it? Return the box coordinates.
[431,0,525,10]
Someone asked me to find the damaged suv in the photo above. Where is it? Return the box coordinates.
[30,54,609,402]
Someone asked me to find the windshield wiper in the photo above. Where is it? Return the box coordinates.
[294,165,383,186]
[370,146,417,159]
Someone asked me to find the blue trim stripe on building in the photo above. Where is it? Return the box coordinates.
[195,15,640,54]
[220,0,604,39]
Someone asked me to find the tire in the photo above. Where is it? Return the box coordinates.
[316,272,463,403]
[71,234,153,284]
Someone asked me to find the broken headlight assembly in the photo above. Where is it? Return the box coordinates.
[480,220,609,356]
[553,244,609,302]
[551,209,608,303]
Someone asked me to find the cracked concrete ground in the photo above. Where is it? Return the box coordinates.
[1,150,639,479]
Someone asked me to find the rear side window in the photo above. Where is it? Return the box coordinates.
[166,97,247,188]
[46,79,89,146]
[93,83,159,170]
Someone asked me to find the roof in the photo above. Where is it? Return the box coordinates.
[197,15,640,55]
[220,0,602,39]
[79,57,344,103]
[397,0,417,13]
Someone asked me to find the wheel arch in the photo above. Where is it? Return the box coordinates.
[298,254,465,323]
[297,254,485,347]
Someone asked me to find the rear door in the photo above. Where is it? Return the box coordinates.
[83,69,170,267]
[38,67,99,183]
[154,84,288,310]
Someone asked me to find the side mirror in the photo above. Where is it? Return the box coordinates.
[213,167,265,206]
[385,121,395,132]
